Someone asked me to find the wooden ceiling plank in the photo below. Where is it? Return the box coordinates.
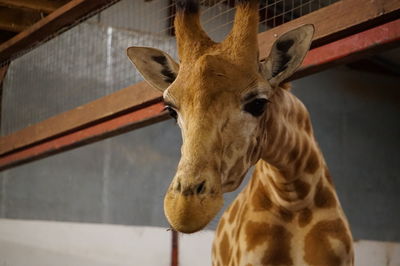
[0,31,17,43]
[0,0,66,14]
[0,0,119,63]
[0,6,42,33]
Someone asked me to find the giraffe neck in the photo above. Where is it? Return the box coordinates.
[212,87,354,266]
[258,87,330,210]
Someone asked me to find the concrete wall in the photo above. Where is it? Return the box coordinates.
[0,219,399,266]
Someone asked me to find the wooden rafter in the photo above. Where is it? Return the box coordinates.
[0,0,119,63]
[0,30,16,43]
[0,6,42,33]
[0,0,67,14]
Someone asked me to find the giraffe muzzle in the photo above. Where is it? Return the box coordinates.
[164,179,223,233]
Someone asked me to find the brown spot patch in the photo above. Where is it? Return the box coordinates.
[252,184,272,211]
[248,174,257,192]
[227,156,245,178]
[217,217,225,237]
[276,206,294,222]
[235,205,248,241]
[304,148,320,174]
[246,144,254,162]
[304,219,352,266]
[304,118,312,133]
[245,221,266,251]
[245,221,293,265]
[225,144,233,159]
[221,161,228,174]
[314,179,337,208]
[270,179,297,202]
[212,161,219,174]
[293,141,307,175]
[251,146,260,164]
[293,179,310,199]
[288,137,300,163]
[298,208,313,227]
[212,241,217,260]
[229,201,240,223]
[220,232,231,266]
[324,167,334,185]
[296,108,306,126]
[235,248,241,264]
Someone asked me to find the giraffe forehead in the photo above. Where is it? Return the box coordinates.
[167,70,264,112]
[173,53,258,93]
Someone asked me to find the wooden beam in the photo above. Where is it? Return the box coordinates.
[0,82,162,155]
[257,0,400,59]
[0,0,67,14]
[0,102,168,170]
[0,0,119,63]
[292,19,400,80]
[0,6,42,33]
[0,64,7,84]
[0,30,16,43]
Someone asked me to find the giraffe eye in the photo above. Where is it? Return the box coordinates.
[164,105,178,120]
[244,98,268,117]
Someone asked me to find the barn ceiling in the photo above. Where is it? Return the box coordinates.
[0,0,70,44]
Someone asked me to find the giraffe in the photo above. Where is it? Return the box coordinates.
[127,0,354,265]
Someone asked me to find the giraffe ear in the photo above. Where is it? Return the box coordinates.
[127,47,179,92]
[260,24,314,87]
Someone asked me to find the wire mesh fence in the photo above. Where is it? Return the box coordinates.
[1,0,339,136]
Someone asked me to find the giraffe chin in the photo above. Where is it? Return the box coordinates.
[164,191,223,234]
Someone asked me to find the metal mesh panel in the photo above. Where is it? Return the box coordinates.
[1,0,339,136]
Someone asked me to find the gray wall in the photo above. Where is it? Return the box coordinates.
[293,67,400,241]
[1,66,400,242]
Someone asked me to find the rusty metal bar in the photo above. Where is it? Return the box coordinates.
[0,102,168,170]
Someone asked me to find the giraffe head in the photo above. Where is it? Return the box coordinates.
[127,0,314,233]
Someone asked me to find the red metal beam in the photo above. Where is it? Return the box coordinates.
[0,102,167,170]
[1,19,400,171]
[292,19,400,80]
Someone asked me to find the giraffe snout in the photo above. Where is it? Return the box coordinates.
[164,177,223,233]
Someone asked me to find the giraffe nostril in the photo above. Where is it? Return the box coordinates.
[195,180,206,194]
[176,180,181,192]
